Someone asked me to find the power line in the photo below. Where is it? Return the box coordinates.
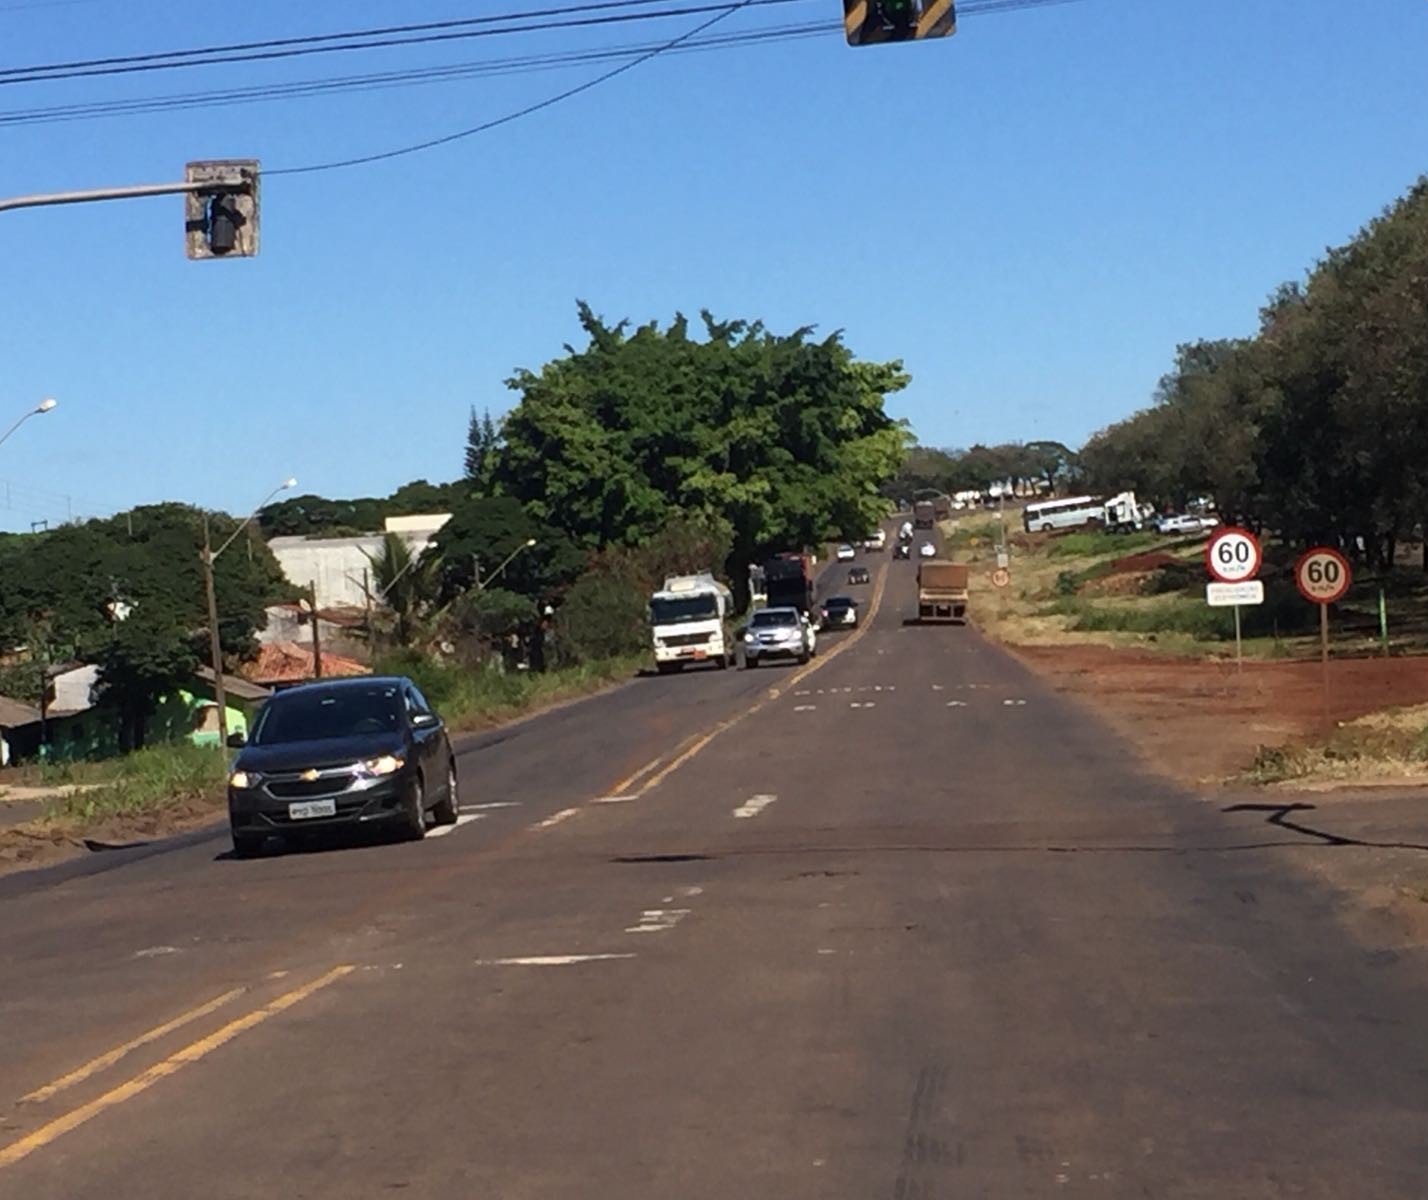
[0,0,813,86]
[267,0,769,176]
[265,0,1085,177]
[0,21,831,128]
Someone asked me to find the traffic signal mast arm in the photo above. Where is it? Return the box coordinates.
[0,175,248,214]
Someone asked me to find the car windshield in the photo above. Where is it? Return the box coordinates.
[252,685,403,744]
[650,594,718,624]
[824,598,854,610]
[750,610,798,628]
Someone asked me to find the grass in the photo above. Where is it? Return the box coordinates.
[43,743,227,824]
[1245,703,1428,784]
[373,650,647,732]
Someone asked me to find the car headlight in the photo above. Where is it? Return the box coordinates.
[744,633,756,644]
[359,754,405,777]
[229,770,260,790]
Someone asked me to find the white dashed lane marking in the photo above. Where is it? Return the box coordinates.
[475,955,636,967]
[464,801,521,811]
[531,807,580,830]
[1003,699,1027,707]
[625,909,690,935]
[734,794,777,820]
[794,704,817,712]
[427,813,483,839]
[946,700,967,708]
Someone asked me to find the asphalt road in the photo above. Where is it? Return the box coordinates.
[3,541,1428,1197]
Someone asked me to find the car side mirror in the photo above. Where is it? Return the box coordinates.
[226,731,247,749]
[411,711,440,729]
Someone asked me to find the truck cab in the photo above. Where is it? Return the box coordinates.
[649,573,734,674]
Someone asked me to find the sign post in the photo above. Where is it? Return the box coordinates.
[1295,547,1352,721]
[1205,528,1264,672]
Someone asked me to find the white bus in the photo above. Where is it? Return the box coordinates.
[1022,495,1105,533]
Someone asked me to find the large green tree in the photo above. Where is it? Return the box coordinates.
[486,306,910,584]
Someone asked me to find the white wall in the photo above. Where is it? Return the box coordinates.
[269,534,438,609]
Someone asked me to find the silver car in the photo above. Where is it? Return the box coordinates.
[742,606,816,667]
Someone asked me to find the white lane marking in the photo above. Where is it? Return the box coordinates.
[793,704,817,712]
[734,793,777,820]
[946,700,967,708]
[794,689,812,696]
[932,684,944,691]
[427,813,483,839]
[593,794,636,804]
[1002,699,1027,707]
[625,909,690,934]
[464,801,522,811]
[858,686,870,692]
[886,685,895,692]
[849,701,876,709]
[133,946,180,958]
[475,954,636,967]
[678,885,703,897]
[532,807,580,829]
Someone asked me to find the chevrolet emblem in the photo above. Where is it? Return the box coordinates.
[300,768,320,782]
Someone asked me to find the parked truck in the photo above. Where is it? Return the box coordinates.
[917,560,969,623]
[913,499,936,529]
[649,573,734,673]
[763,552,815,617]
[931,494,953,521]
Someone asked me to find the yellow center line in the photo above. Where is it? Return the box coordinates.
[19,986,247,1106]
[637,552,894,796]
[0,965,355,1171]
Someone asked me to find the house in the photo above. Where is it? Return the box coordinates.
[0,694,41,768]
[239,641,370,690]
[0,665,272,764]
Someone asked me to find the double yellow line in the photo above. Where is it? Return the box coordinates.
[0,965,354,1169]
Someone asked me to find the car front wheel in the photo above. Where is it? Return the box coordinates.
[432,761,459,826]
[402,776,427,841]
[231,830,264,859]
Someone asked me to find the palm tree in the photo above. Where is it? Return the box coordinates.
[363,533,439,648]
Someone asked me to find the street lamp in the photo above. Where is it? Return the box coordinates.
[0,397,57,451]
[480,538,537,590]
[202,476,297,749]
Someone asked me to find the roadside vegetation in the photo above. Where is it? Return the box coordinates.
[1246,704,1428,786]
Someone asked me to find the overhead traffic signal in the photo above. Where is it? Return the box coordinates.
[843,0,956,46]
[184,159,260,259]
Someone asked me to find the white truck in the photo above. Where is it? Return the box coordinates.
[649,573,734,674]
[1102,491,1157,533]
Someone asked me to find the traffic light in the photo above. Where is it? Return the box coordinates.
[184,159,260,259]
[843,0,956,46]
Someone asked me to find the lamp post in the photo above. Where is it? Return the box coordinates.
[0,397,56,451]
[202,477,296,748]
[480,538,537,590]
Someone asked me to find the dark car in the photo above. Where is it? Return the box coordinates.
[226,676,458,857]
[893,543,911,560]
[820,595,860,629]
[848,565,871,585]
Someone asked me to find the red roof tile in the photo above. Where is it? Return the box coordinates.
[238,642,370,686]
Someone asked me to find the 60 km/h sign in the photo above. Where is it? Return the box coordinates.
[1205,527,1262,584]
[1296,547,1352,605]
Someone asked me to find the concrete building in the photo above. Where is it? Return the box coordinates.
[268,513,451,609]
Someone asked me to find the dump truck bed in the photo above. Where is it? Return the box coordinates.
[917,560,969,623]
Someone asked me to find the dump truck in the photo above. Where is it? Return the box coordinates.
[913,499,936,529]
[763,552,815,617]
[917,560,969,623]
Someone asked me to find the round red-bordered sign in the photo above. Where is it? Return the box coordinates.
[1295,547,1351,605]
[991,567,1010,589]
[1205,526,1262,584]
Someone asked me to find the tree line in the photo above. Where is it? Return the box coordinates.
[0,305,911,749]
[1078,176,1428,568]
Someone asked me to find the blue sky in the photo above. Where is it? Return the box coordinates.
[1,0,1425,530]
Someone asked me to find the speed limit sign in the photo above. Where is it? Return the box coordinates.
[1205,527,1262,584]
[1295,547,1351,604]
[991,567,1011,589]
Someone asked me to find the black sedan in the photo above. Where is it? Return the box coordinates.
[848,565,871,585]
[820,595,860,629]
[226,676,458,857]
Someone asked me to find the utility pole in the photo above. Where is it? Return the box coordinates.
[202,516,229,747]
[309,581,323,679]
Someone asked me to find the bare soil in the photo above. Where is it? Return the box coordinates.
[1010,643,1428,786]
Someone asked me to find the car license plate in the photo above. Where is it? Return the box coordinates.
[288,799,336,821]
[693,649,707,659]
